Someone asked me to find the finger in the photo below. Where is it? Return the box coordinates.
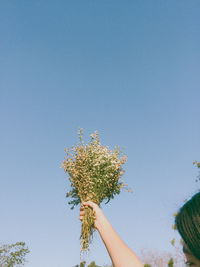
[83,201,97,209]
[80,211,84,216]
[79,216,83,221]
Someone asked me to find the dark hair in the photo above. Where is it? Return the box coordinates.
[175,192,200,260]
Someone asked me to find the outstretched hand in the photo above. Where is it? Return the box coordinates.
[79,201,104,230]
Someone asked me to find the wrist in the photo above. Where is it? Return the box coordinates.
[96,212,109,232]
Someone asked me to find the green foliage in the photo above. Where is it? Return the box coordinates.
[144,264,151,267]
[74,262,102,267]
[62,129,130,251]
[193,161,200,182]
[0,242,30,267]
[80,261,86,267]
[170,238,175,246]
[193,160,200,168]
[168,258,174,267]
[87,261,101,267]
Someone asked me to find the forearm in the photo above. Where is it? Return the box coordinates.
[96,214,143,267]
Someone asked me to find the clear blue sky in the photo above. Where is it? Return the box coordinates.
[0,0,200,266]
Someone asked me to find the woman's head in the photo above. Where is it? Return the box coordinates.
[175,192,200,264]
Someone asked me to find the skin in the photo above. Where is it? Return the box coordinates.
[80,201,143,267]
[80,202,200,266]
[183,243,200,267]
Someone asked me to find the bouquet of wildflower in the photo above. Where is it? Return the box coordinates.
[62,129,130,251]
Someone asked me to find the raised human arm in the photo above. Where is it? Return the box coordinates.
[80,201,143,267]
